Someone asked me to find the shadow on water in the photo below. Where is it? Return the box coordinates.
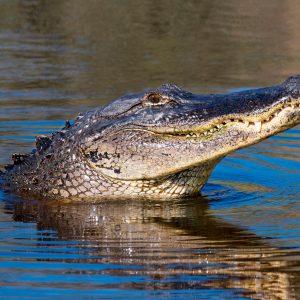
[0,192,299,299]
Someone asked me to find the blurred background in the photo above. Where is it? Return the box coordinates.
[1,0,300,120]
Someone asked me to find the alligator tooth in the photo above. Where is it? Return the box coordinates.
[203,131,208,136]
[244,121,249,127]
[254,121,262,132]
[275,111,279,116]
[291,104,295,109]
[217,124,222,129]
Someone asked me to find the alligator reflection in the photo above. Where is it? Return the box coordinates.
[11,196,299,299]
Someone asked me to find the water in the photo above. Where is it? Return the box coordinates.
[0,1,300,299]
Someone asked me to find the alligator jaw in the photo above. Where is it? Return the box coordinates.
[115,98,300,199]
[151,96,300,139]
[116,95,300,186]
[85,97,300,200]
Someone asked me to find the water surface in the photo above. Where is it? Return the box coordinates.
[1,1,300,299]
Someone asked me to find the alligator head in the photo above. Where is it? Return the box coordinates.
[2,75,300,200]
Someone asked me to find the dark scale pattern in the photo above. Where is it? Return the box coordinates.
[1,75,300,201]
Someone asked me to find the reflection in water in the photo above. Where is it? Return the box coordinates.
[2,196,298,299]
[0,0,300,299]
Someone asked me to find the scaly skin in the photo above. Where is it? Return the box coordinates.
[1,75,300,201]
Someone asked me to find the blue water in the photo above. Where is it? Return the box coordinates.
[1,120,299,299]
[1,1,300,299]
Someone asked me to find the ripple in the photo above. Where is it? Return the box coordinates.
[0,196,299,299]
[1,1,300,298]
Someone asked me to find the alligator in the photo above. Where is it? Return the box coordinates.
[1,75,300,201]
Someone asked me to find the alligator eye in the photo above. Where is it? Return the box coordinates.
[142,92,175,107]
[147,93,161,104]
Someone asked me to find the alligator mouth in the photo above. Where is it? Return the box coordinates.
[160,97,300,138]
